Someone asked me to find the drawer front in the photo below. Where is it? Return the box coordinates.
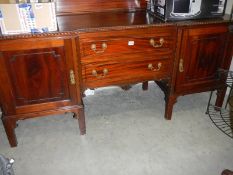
[79,26,177,58]
[82,58,172,88]
[80,36,174,57]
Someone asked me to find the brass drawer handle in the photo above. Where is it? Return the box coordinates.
[91,42,107,53]
[148,62,162,71]
[149,38,165,48]
[179,59,184,72]
[69,70,76,85]
[92,68,108,79]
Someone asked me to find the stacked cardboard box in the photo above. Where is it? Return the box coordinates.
[0,0,57,35]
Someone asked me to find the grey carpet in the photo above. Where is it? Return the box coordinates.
[0,83,233,175]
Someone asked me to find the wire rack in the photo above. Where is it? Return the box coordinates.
[206,69,233,139]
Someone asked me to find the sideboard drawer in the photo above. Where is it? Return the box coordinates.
[82,58,172,88]
[79,26,177,57]
[80,36,174,57]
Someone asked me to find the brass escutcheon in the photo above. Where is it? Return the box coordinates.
[69,70,76,85]
[179,59,184,73]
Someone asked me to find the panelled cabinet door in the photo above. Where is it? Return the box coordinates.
[175,25,229,94]
[0,39,79,115]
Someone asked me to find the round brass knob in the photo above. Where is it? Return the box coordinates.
[91,44,96,50]
[102,43,107,49]
[103,68,108,75]
[150,39,155,46]
[92,69,97,76]
[148,63,153,70]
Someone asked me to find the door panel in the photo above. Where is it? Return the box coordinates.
[0,39,79,115]
[4,48,69,106]
[175,25,228,93]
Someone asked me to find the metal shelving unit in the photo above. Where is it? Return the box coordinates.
[206,69,233,138]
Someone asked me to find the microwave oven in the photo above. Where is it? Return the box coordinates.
[147,0,227,21]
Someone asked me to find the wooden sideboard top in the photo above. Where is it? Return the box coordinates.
[56,0,146,15]
[57,11,232,32]
[56,11,165,32]
[0,11,232,40]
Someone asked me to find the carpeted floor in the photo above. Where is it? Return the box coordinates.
[0,83,233,175]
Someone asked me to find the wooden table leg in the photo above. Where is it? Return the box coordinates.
[76,108,86,135]
[164,95,177,120]
[215,87,227,108]
[2,117,18,147]
[142,81,148,91]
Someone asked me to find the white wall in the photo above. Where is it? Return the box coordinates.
[226,0,233,14]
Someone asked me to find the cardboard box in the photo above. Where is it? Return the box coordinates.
[0,0,53,3]
[147,0,227,21]
[0,2,57,35]
[0,4,24,34]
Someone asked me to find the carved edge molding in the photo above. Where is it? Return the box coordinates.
[0,31,79,40]
[176,20,232,27]
[0,23,174,40]
[78,20,232,33]
[0,19,232,40]
[77,23,175,33]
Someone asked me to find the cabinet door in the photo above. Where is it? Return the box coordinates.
[175,25,229,94]
[0,39,79,115]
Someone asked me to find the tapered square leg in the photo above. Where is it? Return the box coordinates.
[75,108,86,135]
[215,87,227,108]
[164,95,177,120]
[142,81,148,91]
[2,117,18,147]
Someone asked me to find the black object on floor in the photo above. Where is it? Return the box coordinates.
[0,155,15,175]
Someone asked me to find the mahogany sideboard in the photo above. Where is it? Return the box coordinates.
[0,1,233,147]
